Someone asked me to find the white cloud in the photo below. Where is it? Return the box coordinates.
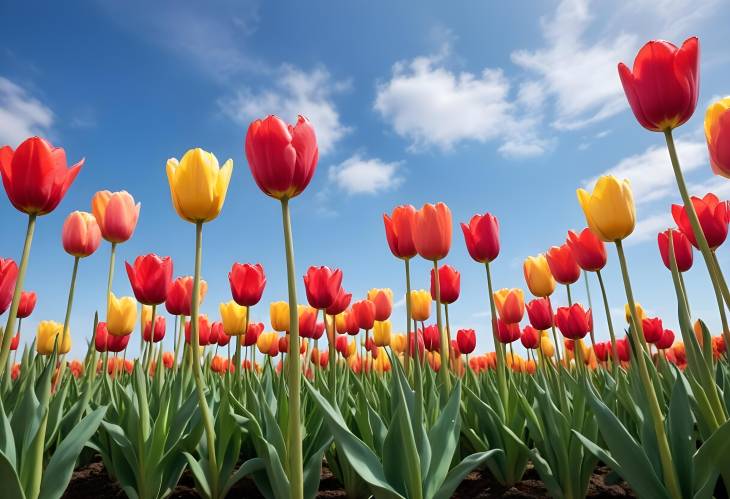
[328,154,403,195]
[0,77,53,145]
[220,65,350,155]
[626,212,673,246]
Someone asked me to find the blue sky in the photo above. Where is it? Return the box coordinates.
[2,0,730,359]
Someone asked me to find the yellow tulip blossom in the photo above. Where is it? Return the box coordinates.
[107,293,137,336]
[220,300,248,336]
[539,331,555,357]
[577,175,635,242]
[391,333,407,354]
[523,254,556,297]
[409,289,431,322]
[36,320,71,355]
[625,303,646,324]
[270,301,290,332]
[373,320,392,346]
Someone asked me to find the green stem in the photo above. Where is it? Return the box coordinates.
[551,325,562,365]
[485,262,508,403]
[404,258,412,377]
[174,315,184,372]
[596,270,619,378]
[145,305,157,375]
[566,283,572,306]
[327,314,336,402]
[583,270,597,351]
[432,260,451,392]
[445,304,454,370]
[280,199,303,499]
[57,256,80,384]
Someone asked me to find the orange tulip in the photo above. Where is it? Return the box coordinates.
[92,190,141,243]
[493,288,525,324]
[413,202,452,261]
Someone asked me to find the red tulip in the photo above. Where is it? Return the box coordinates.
[461,213,500,263]
[326,288,352,316]
[566,229,606,272]
[0,258,18,314]
[641,317,664,344]
[451,339,461,357]
[299,307,319,339]
[313,321,325,340]
[17,291,36,319]
[555,304,592,340]
[526,297,553,331]
[229,263,266,307]
[278,335,306,355]
[303,266,343,310]
[243,322,264,347]
[125,254,173,306]
[594,341,610,362]
[95,322,130,353]
[657,228,693,272]
[215,324,231,346]
[185,315,212,345]
[408,331,425,358]
[383,205,418,259]
[520,326,540,349]
[367,289,393,321]
[345,310,360,336]
[245,115,319,200]
[430,264,460,304]
[546,244,580,285]
[618,37,699,132]
[413,202,452,261]
[495,319,520,344]
[422,324,440,352]
[209,321,223,345]
[0,137,83,215]
[9,333,19,351]
[616,337,631,362]
[62,211,101,258]
[143,315,166,343]
[352,300,376,330]
[335,335,349,357]
[166,276,208,316]
[656,329,675,350]
[671,194,728,250]
[456,328,476,355]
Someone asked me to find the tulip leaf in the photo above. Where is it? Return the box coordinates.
[0,450,24,499]
[183,452,212,499]
[693,417,730,494]
[221,457,265,498]
[666,374,694,499]
[432,449,502,499]
[423,381,461,499]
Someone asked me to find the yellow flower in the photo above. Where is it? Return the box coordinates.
[523,254,556,297]
[257,332,278,355]
[166,148,233,223]
[37,321,71,355]
[625,303,646,323]
[576,175,635,242]
[373,348,391,373]
[107,293,137,336]
[391,333,407,354]
[373,320,392,346]
[540,331,555,357]
[220,301,248,336]
[270,301,290,332]
[410,289,431,322]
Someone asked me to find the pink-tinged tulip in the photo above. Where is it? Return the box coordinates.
[242,322,264,347]
[566,229,607,272]
[91,190,140,243]
[143,315,166,343]
[125,254,173,306]
[0,258,18,314]
[0,137,83,215]
[383,205,418,259]
[422,324,440,352]
[245,115,319,199]
[521,326,540,349]
[546,244,580,285]
[642,317,664,344]
[352,300,376,331]
[325,288,352,316]
[313,321,325,341]
[185,315,211,345]
[526,297,553,331]
[62,211,101,258]
[461,213,500,263]
[409,331,426,359]
[430,265,460,304]
[555,304,592,340]
[656,329,675,350]
[303,266,343,310]
[705,97,730,178]
[657,228,693,272]
[671,194,728,250]
[495,319,520,344]
[456,329,476,355]
[229,263,266,307]
[367,289,393,321]
[17,291,36,319]
[618,37,699,132]
[335,335,350,358]
[165,276,207,316]
[413,203,452,261]
[214,322,230,346]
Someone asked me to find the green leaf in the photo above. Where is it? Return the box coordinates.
[432,450,502,499]
[183,452,211,499]
[423,382,462,499]
[0,451,24,499]
[693,417,730,494]
[221,458,265,497]
[666,374,693,499]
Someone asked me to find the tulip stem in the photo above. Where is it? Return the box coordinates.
[327,314,336,402]
[566,283,572,306]
[280,199,303,499]
[174,315,184,372]
[595,270,619,378]
[432,260,451,393]
[0,213,36,378]
[404,258,412,378]
[145,305,157,375]
[484,262,508,403]
[550,325,562,365]
[583,271,597,351]
[615,239,681,499]
[57,256,80,383]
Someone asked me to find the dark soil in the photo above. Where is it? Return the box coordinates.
[62,459,635,498]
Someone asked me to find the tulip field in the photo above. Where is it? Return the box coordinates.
[3,35,730,499]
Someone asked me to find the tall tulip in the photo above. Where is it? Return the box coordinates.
[17,290,36,319]
[705,96,730,178]
[143,316,166,343]
[373,320,392,347]
[270,301,290,332]
[229,263,266,306]
[521,326,540,350]
[62,211,101,258]
[523,254,556,298]
[106,293,137,336]
[166,276,208,317]
[658,228,693,273]
[367,288,393,321]
[546,244,580,287]
[36,320,70,355]
[493,288,525,324]
[430,265,459,363]
[671,194,728,250]
[555,304,592,341]
[0,258,18,315]
[456,328,476,355]
[526,297,553,331]
[303,266,343,310]
[220,301,248,336]
[92,190,141,244]
[410,290,431,322]
[642,317,664,344]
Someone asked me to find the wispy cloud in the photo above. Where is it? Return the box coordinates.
[328,154,403,195]
[0,77,53,145]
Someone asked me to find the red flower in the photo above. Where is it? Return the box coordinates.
[352,300,376,330]
[495,319,520,344]
[641,317,664,344]
[555,304,592,340]
[520,326,540,349]
[17,290,36,319]
[526,297,553,331]
[229,263,266,307]
[143,315,166,343]
[408,331,425,358]
[9,332,19,351]
[616,337,631,362]
[430,264,460,304]
[657,228,693,272]
[367,289,393,321]
[185,315,212,345]
[0,137,83,215]
[299,307,319,339]
[0,258,18,315]
[208,321,223,345]
[215,323,231,346]
[546,244,580,285]
[414,203,452,261]
[671,194,728,250]
[461,213,500,263]
[456,329,476,355]
[245,115,319,200]
[566,229,606,272]
[422,324,440,352]
[95,322,130,353]
[618,37,699,132]
[303,266,343,310]
[345,310,360,336]
[656,329,675,350]
[125,254,173,305]
[243,322,264,347]
[165,276,207,316]
[313,321,325,340]
[383,205,418,259]
[326,288,352,316]
[594,342,610,362]
[335,335,349,357]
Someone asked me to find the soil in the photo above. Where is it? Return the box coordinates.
[62,458,635,498]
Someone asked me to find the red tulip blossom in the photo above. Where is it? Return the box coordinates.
[17,290,36,319]
[566,229,606,272]
[641,317,664,344]
[555,304,592,340]
[422,324,440,352]
[125,254,173,305]
[0,258,18,314]
[656,329,675,350]
[430,264,460,304]
[616,337,631,362]
[526,297,553,331]
[456,328,476,355]
[143,315,166,343]
[671,193,728,250]
[303,266,343,310]
[352,300,376,330]
[546,244,580,285]
[243,322,264,347]
[495,319,521,344]
[367,289,393,321]
[657,228,693,272]
[299,307,319,339]
[520,326,540,349]
[383,205,418,259]
[166,276,207,316]
[594,341,610,362]
[326,288,352,316]
[229,263,266,307]
[461,213,500,263]
[414,203,452,261]
[185,315,212,345]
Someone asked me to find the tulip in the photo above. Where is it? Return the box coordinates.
[17,290,36,319]
[229,263,266,307]
[220,301,248,336]
[618,37,698,132]
[143,315,166,343]
[657,228,693,272]
[367,288,393,321]
[36,320,70,355]
[520,326,540,350]
[383,205,418,259]
[656,329,675,350]
[241,322,264,347]
[165,276,208,317]
[106,293,137,336]
[555,304,592,340]
[298,306,319,339]
[413,202,452,261]
[391,334,407,354]
[705,96,730,178]
[526,297,553,331]
[303,266,343,310]
[279,335,307,355]
[257,332,280,356]
[9,331,19,351]
[457,329,476,355]
[523,254,556,298]
[625,303,646,324]
[344,311,360,336]
[270,301,290,332]
[325,288,352,316]
[352,300,376,331]
[546,244,580,285]
[495,319,520,344]
[92,190,141,243]
[493,288,525,324]
[373,320,391,347]
[0,258,18,315]
[566,229,607,272]
[430,265,460,304]
[125,254,173,306]
[62,211,101,258]
[641,317,664,344]
[185,315,212,345]
[671,193,728,250]
[210,321,228,346]
[540,331,555,357]
[409,290,431,322]
[426,351,441,373]
[616,337,631,362]
[594,342,610,362]
[335,334,351,358]
[422,324,440,352]
[577,176,635,242]
[95,322,130,353]
[461,213,500,263]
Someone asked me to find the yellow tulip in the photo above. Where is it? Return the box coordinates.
[107,293,137,336]
[346,339,357,358]
[523,254,556,297]
[257,331,278,355]
[270,301,290,332]
[577,175,635,242]
[166,148,233,223]
[391,333,407,354]
[373,320,392,346]
[410,289,431,322]
[373,348,391,373]
[625,303,646,324]
[36,320,71,355]
[539,331,555,357]
[220,301,248,336]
